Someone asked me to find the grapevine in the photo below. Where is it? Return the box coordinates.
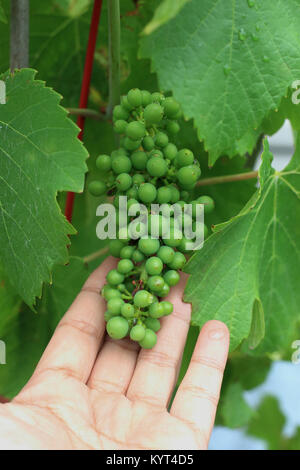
[88,88,215,349]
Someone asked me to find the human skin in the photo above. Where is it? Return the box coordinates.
[0,257,229,450]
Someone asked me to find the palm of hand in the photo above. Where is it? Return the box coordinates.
[0,259,229,450]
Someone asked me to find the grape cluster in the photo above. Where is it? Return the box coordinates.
[88,88,215,348]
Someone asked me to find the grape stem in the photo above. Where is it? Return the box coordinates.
[107,0,121,119]
[83,246,109,264]
[67,108,105,120]
[197,170,258,187]
[10,0,29,70]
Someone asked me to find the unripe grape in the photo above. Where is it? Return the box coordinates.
[127,88,142,108]
[120,246,135,259]
[157,282,170,298]
[107,297,124,315]
[144,103,164,124]
[163,143,177,161]
[111,155,132,174]
[166,120,180,134]
[141,90,152,106]
[109,240,124,257]
[161,300,173,315]
[116,173,132,191]
[132,174,145,185]
[197,195,215,214]
[88,181,106,196]
[107,316,129,339]
[131,151,148,170]
[147,275,164,292]
[142,136,155,151]
[146,157,167,177]
[145,257,163,275]
[139,329,157,349]
[168,251,186,270]
[124,137,141,151]
[114,119,128,134]
[121,303,135,318]
[145,317,161,332]
[117,259,134,274]
[176,149,194,168]
[130,324,146,342]
[163,97,180,118]
[96,154,111,172]
[156,186,172,204]
[149,302,165,318]
[151,92,164,103]
[106,269,125,286]
[113,105,129,121]
[138,183,157,203]
[163,270,180,286]
[126,121,146,140]
[102,285,122,300]
[138,238,160,256]
[155,132,169,148]
[134,290,153,308]
[157,245,175,264]
[132,249,145,263]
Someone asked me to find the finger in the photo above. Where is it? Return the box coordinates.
[170,320,229,445]
[87,336,139,394]
[30,257,117,384]
[126,273,191,408]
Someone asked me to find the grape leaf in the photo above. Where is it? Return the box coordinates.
[140,0,300,164]
[184,138,300,352]
[0,69,88,307]
[221,382,254,428]
[0,0,6,23]
[247,395,285,449]
[142,0,190,35]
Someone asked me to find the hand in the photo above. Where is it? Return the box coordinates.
[0,257,229,450]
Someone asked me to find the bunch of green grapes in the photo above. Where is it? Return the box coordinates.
[88,88,215,349]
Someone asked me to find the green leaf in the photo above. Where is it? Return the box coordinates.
[225,355,271,391]
[245,298,265,350]
[0,0,6,23]
[143,0,190,35]
[0,69,88,307]
[140,0,300,164]
[221,382,254,428]
[184,138,300,352]
[247,395,285,449]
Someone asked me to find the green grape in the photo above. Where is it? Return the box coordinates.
[138,238,160,256]
[127,88,142,108]
[147,275,164,292]
[142,136,155,151]
[120,246,135,259]
[113,105,129,121]
[197,195,215,214]
[163,270,180,286]
[157,245,175,264]
[96,154,111,172]
[121,303,135,318]
[102,286,122,300]
[124,137,141,151]
[107,269,125,286]
[152,92,164,103]
[126,121,146,140]
[132,174,145,185]
[127,198,139,209]
[107,297,124,315]
[131,151,148,170]
[104,311,115,322]
[157,186,172,204]
[117,259,134,274]
[116,173,132,191]
[178,237,192,253]
[149,149,164,159]
[118,283,126,292]
[139,329,157,349]
[126,187,138,199]
[169,185,180,203]
[132,249,145,263]
[163,227,182,247]
[149,302,165,318]
[168,251,186,270]
[163,143,177,161]
[130,324,146,342]
[155,132,169,148]
[163,97,180,118]
[106,316,129,339]
[157,283,170,298]
[138,183,157,203]
[180,190,190,200]
[145,317,161,332]
[146,158,167,177]
[114,119,128,134]
[109,239,124,257]
[166,120,180,134]
[88,181,106,196]
[145,257,163,275]
[134,290,153,308]
[141,90,152,106]
[111,155,132,174]
[144,103,164,124]
[177,165,200,186]
[161,300,173,315]
[176,149,194,168]
[121,95,134,111]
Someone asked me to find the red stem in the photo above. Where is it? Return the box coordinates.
[65,0,103,223]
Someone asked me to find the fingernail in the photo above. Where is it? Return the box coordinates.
[209,328,226,340]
